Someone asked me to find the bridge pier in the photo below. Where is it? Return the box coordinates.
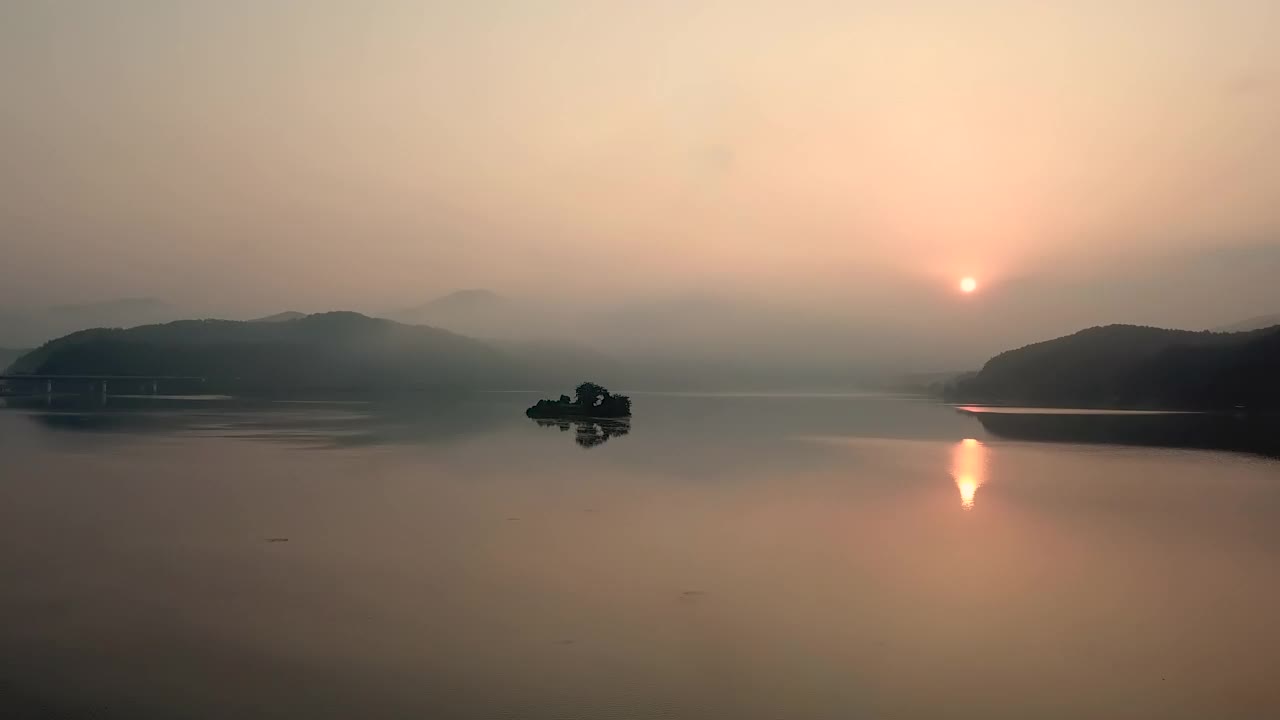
[46,379,52,395]
[152,379,158,395]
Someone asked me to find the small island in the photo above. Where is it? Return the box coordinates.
[526,382,632,419]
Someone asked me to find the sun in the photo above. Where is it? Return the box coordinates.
[959,276,978,294]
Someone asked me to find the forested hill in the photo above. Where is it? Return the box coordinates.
[946,324,1280,410]
[6,312,523,392]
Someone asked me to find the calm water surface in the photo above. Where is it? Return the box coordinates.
[1,393,1278,719]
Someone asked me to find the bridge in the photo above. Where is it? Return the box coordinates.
[0,375,205,396]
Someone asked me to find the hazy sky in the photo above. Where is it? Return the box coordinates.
[2,1,1277,340]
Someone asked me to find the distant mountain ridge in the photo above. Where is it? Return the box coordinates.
[947,324,1280,409]
[403,289,507,314]
[384,289,553,340]
[7,312,518,392]
[1213,313,1280,333]
[5,312,622,392]
[250,311,307,323]
[389,289,507,321]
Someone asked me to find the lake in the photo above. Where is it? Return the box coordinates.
[2,392,1279,719]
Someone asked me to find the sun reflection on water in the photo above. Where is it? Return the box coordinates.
[951,438,988,510]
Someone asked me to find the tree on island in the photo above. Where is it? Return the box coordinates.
[527,382,632,418]
[575,382,608,407]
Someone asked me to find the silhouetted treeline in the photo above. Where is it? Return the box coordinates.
[947,324,1280,410]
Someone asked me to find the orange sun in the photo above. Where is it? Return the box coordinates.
[959,277,978,294]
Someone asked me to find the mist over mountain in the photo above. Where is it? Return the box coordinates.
[375,290,925,386]
[386,290,558,342]
[488,338,620,390]
[371,241,1280,382]
[0,297,180,348]
[5,244,1280,392]
[1214,313,1280,333]
[250,311,308,323]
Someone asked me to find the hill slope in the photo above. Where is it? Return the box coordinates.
[947,324,1280,409]
[7,312,523,392]
[0,347,28,373]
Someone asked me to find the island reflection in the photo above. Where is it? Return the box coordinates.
[533,417,631,449]
[960,407,1280,458]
